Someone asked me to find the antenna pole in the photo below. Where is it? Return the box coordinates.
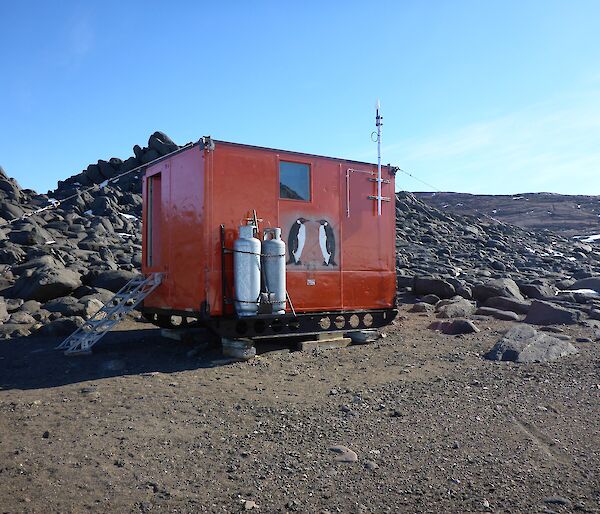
[376,100,383,216]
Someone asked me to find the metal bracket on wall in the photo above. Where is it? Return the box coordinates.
[201,136,215,151]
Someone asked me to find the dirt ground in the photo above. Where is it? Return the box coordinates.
[0,307,598,513]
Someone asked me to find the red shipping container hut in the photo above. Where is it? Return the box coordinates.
[140,137,397,339]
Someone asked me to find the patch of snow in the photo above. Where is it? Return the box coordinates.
[492,209,497,214]
[99,179,109,189]
[44,240,56,245]
[559,288,600,296]
[574,234,600,243]
[116,232,135,239]
[84,210,93,216]
[456,203,463,207]
[512,196,524,200]
[119,212,138,221]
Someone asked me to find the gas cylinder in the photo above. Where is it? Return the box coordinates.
[262,228,286,314]
[234,224,261,317]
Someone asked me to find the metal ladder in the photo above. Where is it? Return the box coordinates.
[56,272,163,355]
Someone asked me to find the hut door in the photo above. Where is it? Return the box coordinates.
[145,173,162,268]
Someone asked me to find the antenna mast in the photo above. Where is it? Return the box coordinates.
[376,99,383,216]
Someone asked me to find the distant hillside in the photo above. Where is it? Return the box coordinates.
[414,192,600,239]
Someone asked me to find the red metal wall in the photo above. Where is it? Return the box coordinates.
[142,146,206,312]
[143,141,396,316]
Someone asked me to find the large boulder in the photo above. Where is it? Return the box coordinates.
[567,277,600,293]
[524,300,580,325]
[484,296,530,315]
[8,225,53,246]
[0,297,9,323]
[472,278,525,303]
[429,319,480,335]
[436,297,476,318]
[413,276,456,299]
[519,281,557,300]
[44,296,81,316]
[148,131,179,156]
[87,269,139,293]
[10,267,82,302]
[485,325,578,363]
[0,242,26,264]
[35,316,84,337]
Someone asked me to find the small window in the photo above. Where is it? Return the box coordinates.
[279,161,310,201]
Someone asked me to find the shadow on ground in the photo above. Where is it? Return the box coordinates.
[0,326,288,392]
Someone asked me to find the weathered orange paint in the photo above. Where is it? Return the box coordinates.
[141,140,396,316]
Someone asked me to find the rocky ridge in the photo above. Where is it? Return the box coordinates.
[0,132,182,339]
[414,191,600,238]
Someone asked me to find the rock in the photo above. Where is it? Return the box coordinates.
[4,298,23,313]
[140,149,160,164]
[8,311,36,324]
[436,297,476,318]
[148,131,179,156]
[11,255,64,275]
[420,294,440,305]
[79,298,103,318]
[35,316,84,337]
[484,325,578,363]
[525,300,580,325]
[8,227,48,246]
[410,302,434,314]
[0,323,32,339]
[328,445,358,463]
[0,297,9,322]
[44,296,80,316]
[90,196,118,216]
[10,267,82,302]
[476,307,521,321]
[0,242,26,264]
[20,300,41,313]
[567,277,600,293]
[44,296,103,319]
[429,319,480,335]
[484,296,530,314]
[519,281,557,299]
[413,277,455,299]
[87,270,139,293]
[543,497,572,507]
[472,278,525,303]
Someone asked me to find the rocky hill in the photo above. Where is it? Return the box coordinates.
[414,191,600,239]
[0,132,180,339]
[2,134,600,340]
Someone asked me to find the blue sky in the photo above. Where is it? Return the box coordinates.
[1,1,599,195]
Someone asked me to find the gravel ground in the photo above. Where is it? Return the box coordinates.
[0,310,598,513]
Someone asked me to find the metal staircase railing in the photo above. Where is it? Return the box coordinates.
[56,272,163,355]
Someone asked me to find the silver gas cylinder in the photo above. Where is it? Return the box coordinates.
[262,227,286,314]
[233,224,261,316]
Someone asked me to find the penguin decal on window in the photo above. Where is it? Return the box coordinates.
[318,219,337,266]
[286,217,309,265]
